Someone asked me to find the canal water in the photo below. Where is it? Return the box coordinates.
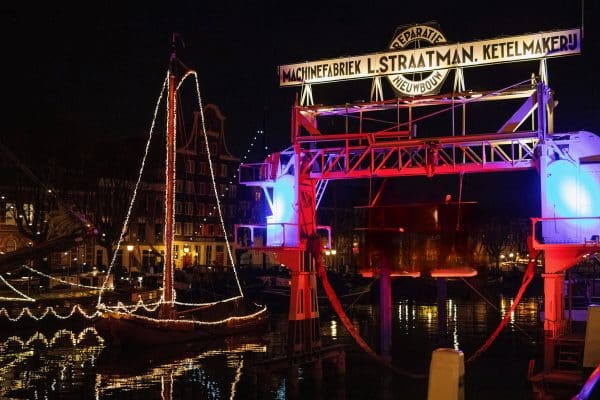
[0,293,545,399]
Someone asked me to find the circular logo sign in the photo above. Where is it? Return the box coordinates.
[387,24,450,96]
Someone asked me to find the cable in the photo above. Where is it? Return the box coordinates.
[465,251,541,364]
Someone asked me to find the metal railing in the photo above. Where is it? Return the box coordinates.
[234,223,331,249]
[530,216,600,249]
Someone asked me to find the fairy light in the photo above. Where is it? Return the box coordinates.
[96,339,265,395]
[99,295,246,314]
[21,265,113,291]
[191,71,243,297]
[0,305,100,322]
[229,358,244,400]
[164,71,178,303]
[0,327,104,351]
[92,68,271,327]
[101,303,267,326]
[97,71,169,307]
[0,275,35,302]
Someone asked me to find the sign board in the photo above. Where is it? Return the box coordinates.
[278,26,581,96]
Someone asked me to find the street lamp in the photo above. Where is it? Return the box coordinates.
[126,245,134,278]
[331,249,337,271]
[183,246,190,268]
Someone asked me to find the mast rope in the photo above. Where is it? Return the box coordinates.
[190,71,245,298]
[96,72,169,307]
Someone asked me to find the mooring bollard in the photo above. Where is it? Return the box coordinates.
[584,304,600,368]
[427,348,465,400]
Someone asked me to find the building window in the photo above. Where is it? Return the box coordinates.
[199,162,207,175]
[5,203,16,226]
[137,223,146,241]
[176,180,184,193]
[215,245,225,265]
[22,203,34,221]
[198,182,206,195]
[185,160,195,174]
[230,185,237,198]
[196,203,205,216]
[185,180,194,193]
[210,143,217,154]
[220,164,228,177]
[175,222,182,235]
[96,249,104,267]
[254,190,261,201]
[155,223,162,239]
[183,222,193,236]
[219,184,226,197]
[175,201,183,214]
[185,202,193,216]
[5,239,17,252]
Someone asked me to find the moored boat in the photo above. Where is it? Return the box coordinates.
[94,37,268,345]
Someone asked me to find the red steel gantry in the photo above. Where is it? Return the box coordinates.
[236,76,600,352]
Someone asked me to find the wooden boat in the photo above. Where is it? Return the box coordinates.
[94,39,268,345]
[95,297,268,345]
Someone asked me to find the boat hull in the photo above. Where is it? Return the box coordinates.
[95,306,269,346]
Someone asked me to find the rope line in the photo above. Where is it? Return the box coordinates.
[312,238,424,379]
[97,72,169,307]
[191,71,244,298]
[465,251,540,364]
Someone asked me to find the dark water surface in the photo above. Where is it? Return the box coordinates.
[0,294,545,399]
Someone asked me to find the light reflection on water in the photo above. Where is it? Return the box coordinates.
[0,295,544,399]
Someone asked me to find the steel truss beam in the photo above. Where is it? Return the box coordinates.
[286,131,539,180]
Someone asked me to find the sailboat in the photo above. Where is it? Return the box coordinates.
[94,39,269,345]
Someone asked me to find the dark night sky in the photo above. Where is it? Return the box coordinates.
[2,0,599,214]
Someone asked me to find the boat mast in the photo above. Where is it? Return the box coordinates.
[161,38,177,315]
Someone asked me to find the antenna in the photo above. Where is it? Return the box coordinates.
[170,33,190,72]
[581,0,585,40]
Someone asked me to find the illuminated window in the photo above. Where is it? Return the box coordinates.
[183,223,193,236]
[254,191,261,201]
[5,203,16,226]
[23,203,34,221]
[5,239,17,252]
[175,223,182,235]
